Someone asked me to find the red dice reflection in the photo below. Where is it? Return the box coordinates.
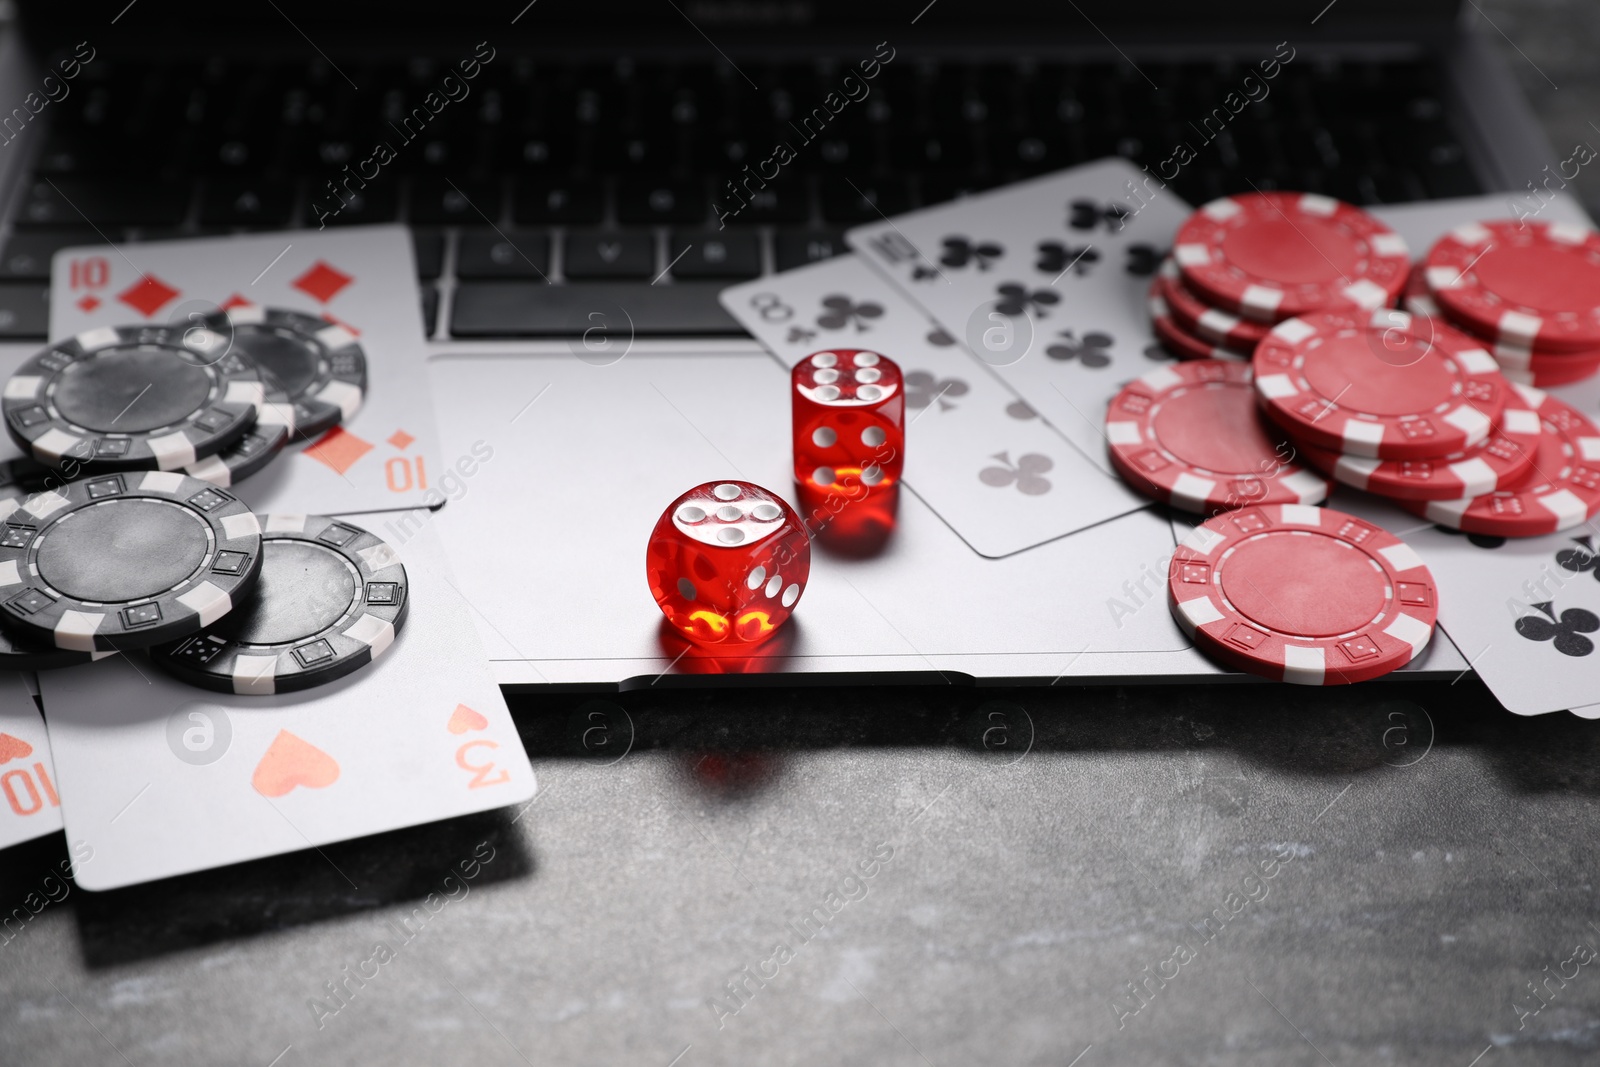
[792,349,905,496]
[645,481,811,644]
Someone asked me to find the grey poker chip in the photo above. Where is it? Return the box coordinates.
[183,376,297,488]
[152,513,408,694]
[3,323,264,472]
[0,471,262,652]
[204,305,366,441]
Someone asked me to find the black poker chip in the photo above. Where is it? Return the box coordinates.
[0,472,263,652]
[183,382,296,488]
[4,324,265,473]
[205,306,367,441]
[152,514,408,694]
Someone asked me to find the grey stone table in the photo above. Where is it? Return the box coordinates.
[7,9,1600,1066]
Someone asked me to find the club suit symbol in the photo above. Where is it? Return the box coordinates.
[1514,602,1600,658]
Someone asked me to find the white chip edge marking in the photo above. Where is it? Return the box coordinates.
[1499,310,1543,346]
[187,454,232,487]
[3,375,41,400]
[1254,373,1297,400]
[345,613,396,659]
[178,583,233,627]
[55,610,103,652]
[1341,420,1387,456]
[224,380,265,407]
[1104,420,1142,446]
[1171,472,1218,511]
[1139,365,1183,391]
[1282,469,1330,504]
[1333,454,1379,489]
[1372,233,1409,258]
[1377,542,1426,574]
[1269,318,1317,344]
[22,490,70,521]
[75,326,120,352]
[30,428,81,463]
[1537,489,1589,526]
[357,542,400,572]
[221,512,262,540]
[1503,407,1542,436]
[1176,594,1225,629]
[314,324,358,350]
[139,470,186,493]
[1451,222,1492,246]
[314,380,364,419]
[148,432,198,470]
[265,513,308,533]
[233,654,279,696]
[1173,243,1212,268]
[1454,347,1499,376]
[1443,405,1492,447]
[1448,456,1499,496]
[226,304,266,325]
[0,559,20,588]
[1280,503,1325,527]
[1282,645,1326,686]
[1241,284,1283,316]
[1384,612,1434,657]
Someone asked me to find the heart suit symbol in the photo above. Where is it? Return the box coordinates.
[252,730,340,798]
[447,704,489,735]
[0,732,32,764]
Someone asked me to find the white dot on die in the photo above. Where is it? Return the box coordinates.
[862,465,884,486]
[746,565,766,590]
[812,352,838,368]
[813,466,836,486]
[678,505,706,523]
[813,368,839,385]
[855,368,881,384]
[752,503,782,521]
[765,575,783,598]
[853,352,879,367]
[677,578,697,600]
[816,385,841,401]
[717,527,745,545]
[858,385,881,401]
[861,426,886,447]
[714,483,741,500]
[782,583,800,607]
[716,505,742,521]
[812,427,837,447]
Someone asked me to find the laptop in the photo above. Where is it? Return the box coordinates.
[0,1,1555,689]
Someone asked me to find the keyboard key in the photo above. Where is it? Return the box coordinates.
[819,176,910,222]
[421,283,438,336]
[451,281,742,337]
[0,230,98,280]
[457,229,552,278]
[0,284,48,339]
[308,182,400,227]
[412,229,445,280]
[409,177,501,225]
[715,179,808,225]
[511,180,604,225]
[15,177,190,228]
[616,178,707,225]
[563,230,654,279]
[774,228,846,270]
[667,231,760,279]
[199,177,294,226]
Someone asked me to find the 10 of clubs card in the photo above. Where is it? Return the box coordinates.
[846,158,1193,474]
[37,515,535,890]
[48,225,441,516]
[720,255,1151,557]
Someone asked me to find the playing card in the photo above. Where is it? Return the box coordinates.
[38,514,535,891]
[0,678,63,853]
[846,158,1192,474]
[720,255,1151,557]
[46,226,441,516]
[1402,515,1600,717]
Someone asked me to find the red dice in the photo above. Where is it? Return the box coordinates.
[645,481,811,644]
[792,349,904,497]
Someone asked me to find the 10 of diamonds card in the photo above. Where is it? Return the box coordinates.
[47,225,441,516]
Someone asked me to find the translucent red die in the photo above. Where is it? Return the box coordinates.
[645,481,811,644]
[792,349,905,497]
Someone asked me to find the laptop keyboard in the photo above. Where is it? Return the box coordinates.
[0,51,1481,341]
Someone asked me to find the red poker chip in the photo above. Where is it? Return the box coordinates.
[1149,286,1249,362]
[1174,192,1411,323]
[1156,258,1270,350]
[1252,307,1508,460]
[1425,220,1600,352]
[1401,384,1600,537]
[1105,359,1332,514]
[1406,263,1600,385]
[1294,393,1541,500]
[1169,504,1438,685]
